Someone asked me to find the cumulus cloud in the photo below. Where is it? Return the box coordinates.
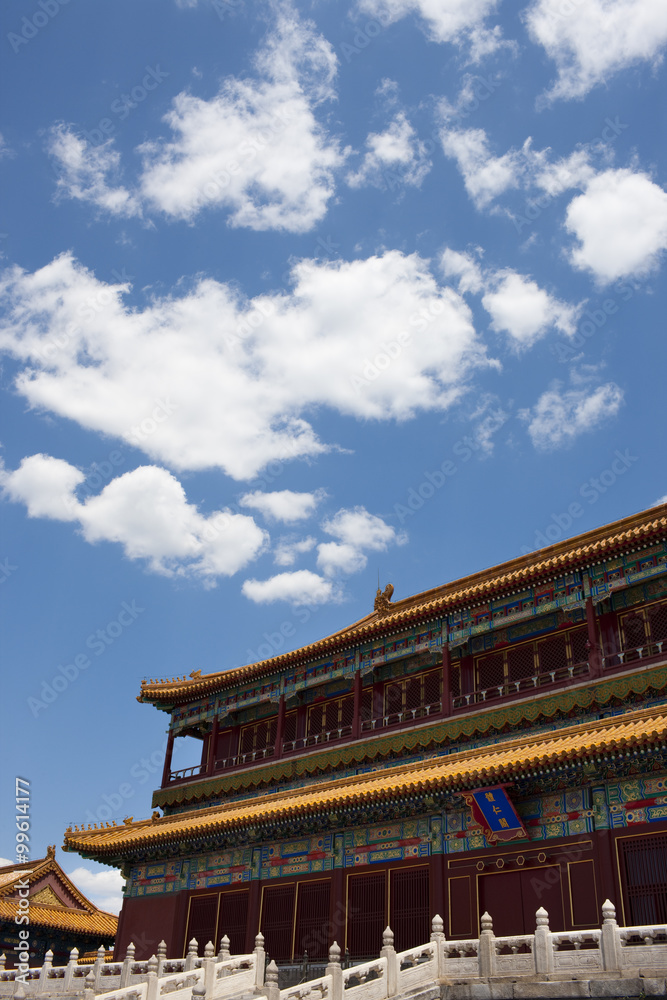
[241,569,336,605]
[525,0,667,103]
[137,8,344,230]
[441,248,484,294]
[565,169,667,283]
[47,8,344,233]
[48,125,141,217]
[357,0,509,60]
[439,127,527,209]
[317,506,406,577]
[67,867,124,915]
[239,489,326,522]
[273,535,317,566]
[1,456,268,582]
[482,270,581,347]
[0,250,492,480]
[346,112,431,190]
[520,380,624,450]
[441,249,582,349]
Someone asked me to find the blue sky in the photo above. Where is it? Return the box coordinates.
[1,0,666,916]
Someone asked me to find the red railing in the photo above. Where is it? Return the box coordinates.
[452,661,589,711]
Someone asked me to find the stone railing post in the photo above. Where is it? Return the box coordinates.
[600,900,621,973]
[533,907,553,976]
[326,942,343,1000]
[93,944,106,990]
[217,935,230,964]
[264,961,280,1000]
[478,912,495,979]
[64,947,79,990]
[430,914,446,978]
[192,979,206,1000]
[146,954,159,1000]
[380,926,396,998]
[185,939,198,972]
[157,940,167,978]
[83,970,96,1000]
[253,932,265,991]
[203,942,216,999]
[39,948,53,990]
[121,943,135,987]
[0,953,5,972]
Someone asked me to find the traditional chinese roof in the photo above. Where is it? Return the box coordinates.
[0,851,118,940]
[137,505,667,706]
[64,704,667,861]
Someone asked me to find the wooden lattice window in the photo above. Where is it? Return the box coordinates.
[620,833,667,924]
[507,645,535,682]
[538,634,567,674]
[476,653,504,692]
[382,669,441,720]
[239,717,277,757]
[307,696,354,740]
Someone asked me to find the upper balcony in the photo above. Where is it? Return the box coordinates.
[163,597,667,789]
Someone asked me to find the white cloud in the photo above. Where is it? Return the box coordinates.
[482,270,581,347]
[533,148,595,196]
[439,127,526,209]
[565,169,667,283]
[654,495,667,506]
[48,125,141,218]
[273,535,317,566]
[346,112,431,190]
[525,0,667,103]
[239,489,326,522]
[441,248,484,294]
[317,506,406,577]
[66,866,124,915]
[358,0,509,59]
[137,8,344,231]
[0,250,491,480]
[242,569,336,605]
[1,456,268,582]
[521,381,624,449]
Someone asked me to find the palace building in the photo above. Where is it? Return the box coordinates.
[64,506,667,963]
[0,848,117,967]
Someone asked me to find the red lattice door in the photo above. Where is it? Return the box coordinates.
[390,867,429,952]
[294,880,331,960]
[218,889,249,956]
[620,833,667,924]
[186,894,219,955]
[261,883,296,961]
[346,872,386,959]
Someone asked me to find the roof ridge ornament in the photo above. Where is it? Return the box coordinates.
[374,583,394,616]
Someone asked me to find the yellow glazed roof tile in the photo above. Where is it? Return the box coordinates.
[0,899,117,936]
[138,506,667,703]
[64,704,667,858]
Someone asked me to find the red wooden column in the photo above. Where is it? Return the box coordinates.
[329,864,346,951]
[441,644,452,716]
[585,596,602,676]
[352,669,362,739]
[161,729,175,787]
[245,876,262,954]
[275,694,286,758]
[429,854,445,925]
[206,716,219,776]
